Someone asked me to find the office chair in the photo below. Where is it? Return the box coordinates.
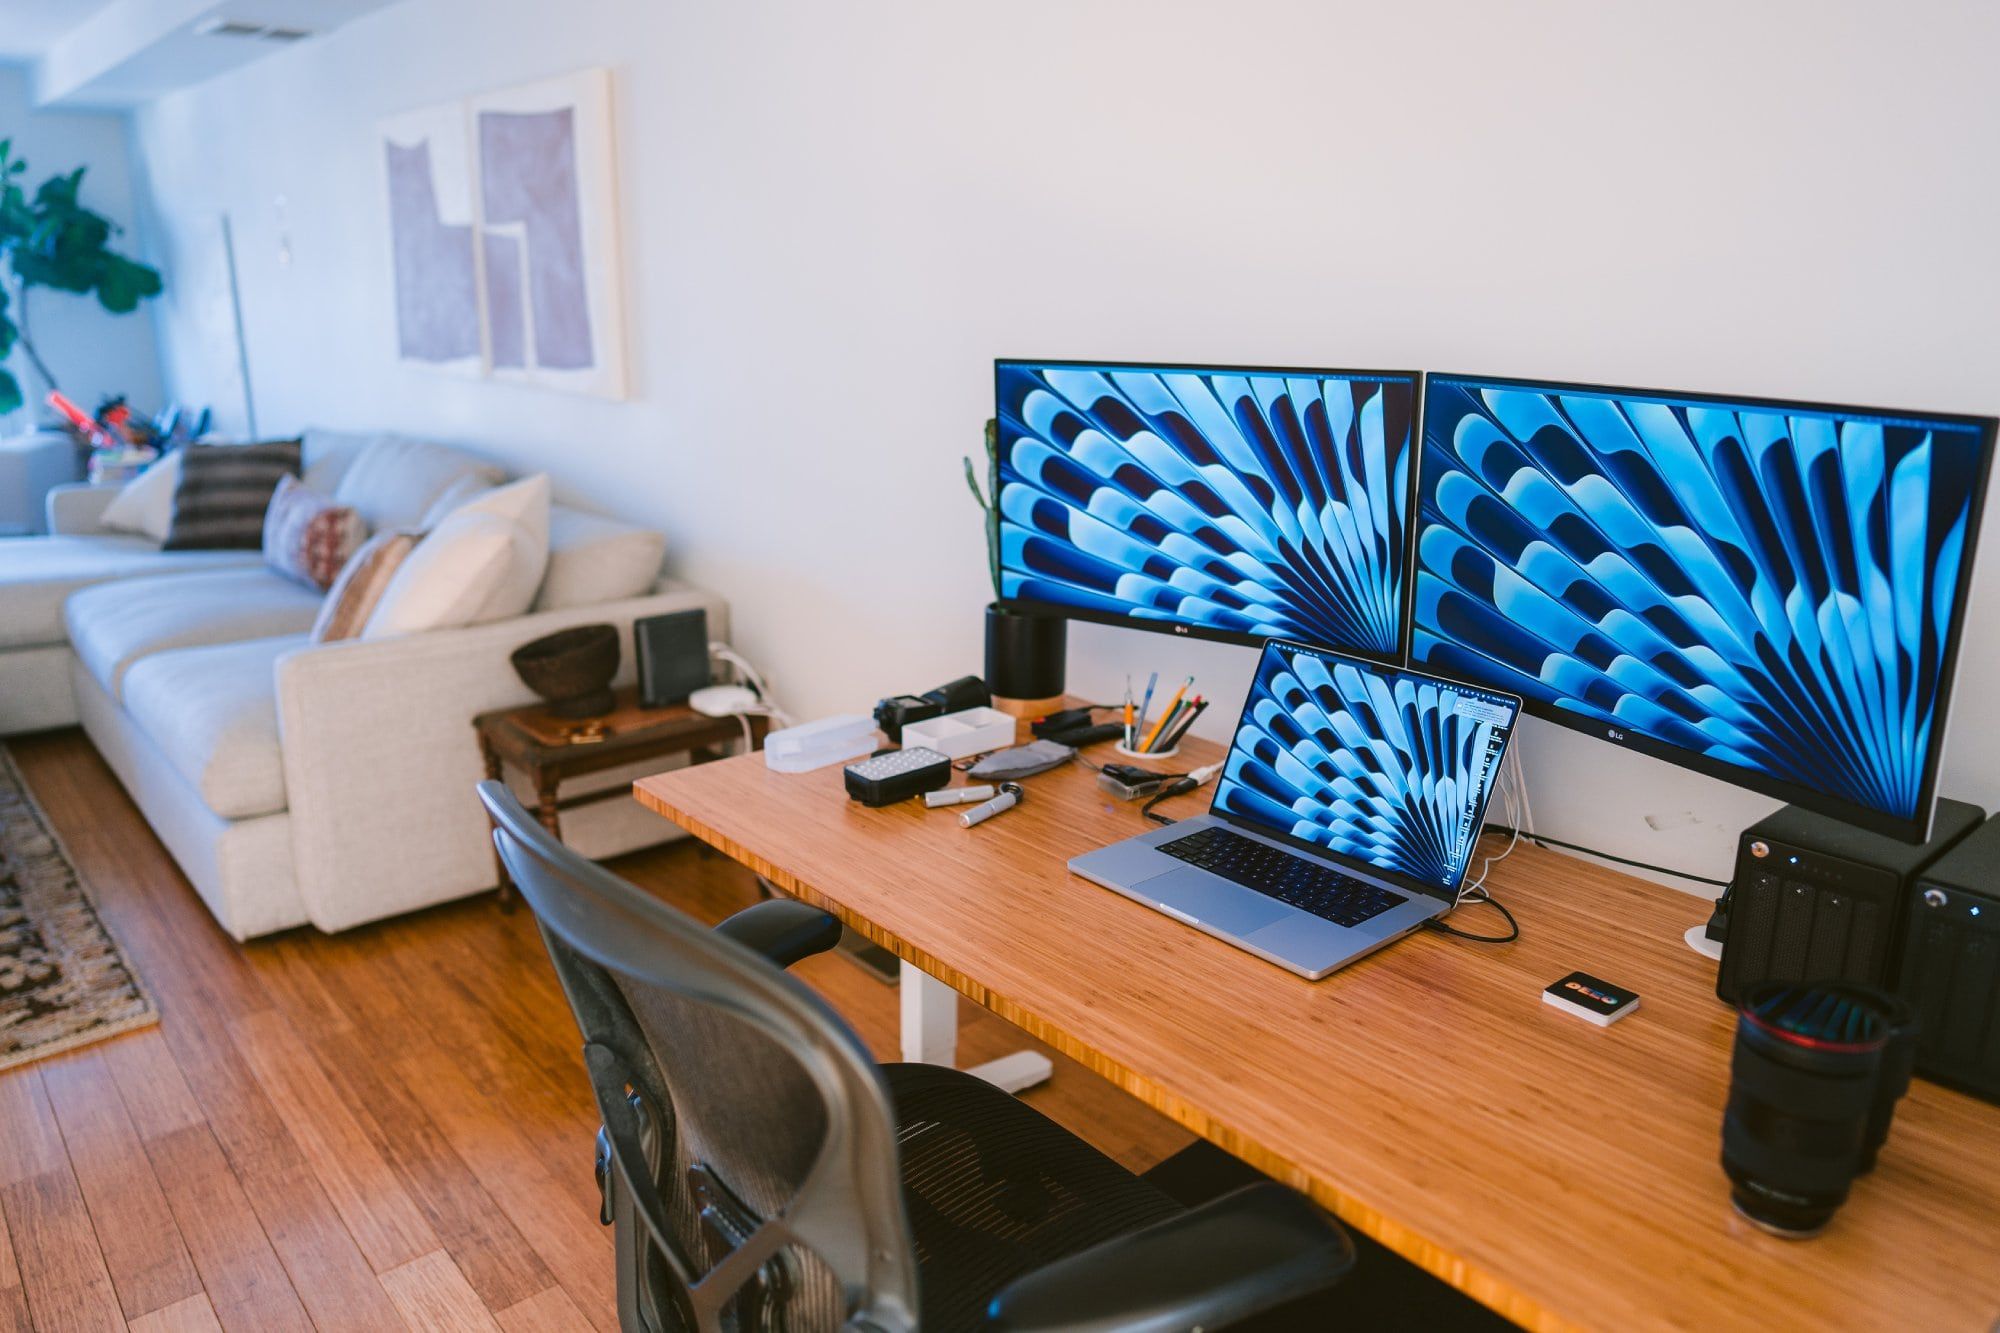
[477,781,1355,1332]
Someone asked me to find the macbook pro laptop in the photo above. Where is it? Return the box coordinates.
[1069,641,1522,979]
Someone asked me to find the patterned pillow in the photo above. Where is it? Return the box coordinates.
[311,529,423,643]
[262,476,367,590]
[162,439,303,550]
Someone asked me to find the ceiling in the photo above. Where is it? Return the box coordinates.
[0,0,401,108]
[0,0,122,64]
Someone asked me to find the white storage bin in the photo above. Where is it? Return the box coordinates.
[899,706,1016,761]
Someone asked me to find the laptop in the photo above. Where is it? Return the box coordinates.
[1069,641,1522,979]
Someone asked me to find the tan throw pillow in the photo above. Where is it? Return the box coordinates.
[263,476,367,590]
[311,529,422,642]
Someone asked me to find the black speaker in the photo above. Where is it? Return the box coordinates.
[634,608,709,708]
[1716,799,1984,1004]
[1897,814,2000,1104]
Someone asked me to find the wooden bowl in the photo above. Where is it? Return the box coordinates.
[510,623,620,718]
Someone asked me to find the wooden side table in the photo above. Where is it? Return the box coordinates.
[473,686,767,905]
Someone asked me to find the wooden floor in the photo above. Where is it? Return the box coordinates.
[0,730,1191,1332]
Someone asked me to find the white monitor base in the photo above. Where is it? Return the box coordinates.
[1684,923,1723,960]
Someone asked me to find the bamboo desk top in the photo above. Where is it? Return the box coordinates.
[634,726,2000,1332]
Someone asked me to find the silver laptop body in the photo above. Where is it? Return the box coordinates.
[1069,643,1522,980]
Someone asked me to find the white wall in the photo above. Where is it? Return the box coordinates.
[0,62,162,430]
[131,0,2000,892]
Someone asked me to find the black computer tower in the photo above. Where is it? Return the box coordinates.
[1898,814,2000,1104]
[1716,799,1985,1003]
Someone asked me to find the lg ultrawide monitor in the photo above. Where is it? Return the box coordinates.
[994,360,1419,661]
[1412,373,1996,843]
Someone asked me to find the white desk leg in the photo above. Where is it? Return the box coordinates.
[899,961,1052,1094]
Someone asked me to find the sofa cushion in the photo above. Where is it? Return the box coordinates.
[121,635,297,819]
[536,504,666,610]
[0,535,264,650]
[333,437,506,531]
[300,428,392,495]
[66,566,323,700]
[311,529,422,643]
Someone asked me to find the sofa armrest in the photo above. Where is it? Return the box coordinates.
[47,482,121,535]
[273,582,730,933]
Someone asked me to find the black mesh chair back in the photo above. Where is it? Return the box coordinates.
[478,781,919,1332]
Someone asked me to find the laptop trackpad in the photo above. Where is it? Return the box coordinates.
[1139,869,1291,936]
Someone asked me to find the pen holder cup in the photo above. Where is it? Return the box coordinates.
[1115,742,1180,761]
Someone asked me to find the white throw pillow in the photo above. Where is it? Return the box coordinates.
[360,473,551,638]
[99,452,183,542]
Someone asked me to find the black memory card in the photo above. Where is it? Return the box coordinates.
[1542,971,1640,1027]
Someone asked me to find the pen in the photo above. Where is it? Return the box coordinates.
[1134,671,1159,746]
[1123,676,1134,750]
[1140,676,1193,753]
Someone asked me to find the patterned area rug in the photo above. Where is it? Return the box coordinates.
[0,747,156,1071]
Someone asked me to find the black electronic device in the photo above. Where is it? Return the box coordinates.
[1716,799,1984,1004]
[873,676,990,742]
[634,608,710,708]
[1039,721,1124,749]
[844,748,952,807]
[1896,813,2000,1104]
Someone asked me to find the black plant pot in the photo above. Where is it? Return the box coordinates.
[984,603,1066,708]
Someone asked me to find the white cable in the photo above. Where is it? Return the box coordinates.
[707,642,795,728]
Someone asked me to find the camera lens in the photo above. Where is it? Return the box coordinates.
[1722,982,1887,1238]
[1822,984,1919,1175]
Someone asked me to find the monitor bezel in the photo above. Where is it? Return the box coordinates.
[992,357,1425,668]
[1206,638,1526,904]
[1413,370,1999,844]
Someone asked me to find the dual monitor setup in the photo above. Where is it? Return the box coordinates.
[996,358,1997,848]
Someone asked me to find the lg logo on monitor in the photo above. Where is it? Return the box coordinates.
[1607,727,1626,742]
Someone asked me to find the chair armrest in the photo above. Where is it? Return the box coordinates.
[46,482,120,535]
[984,1182,1354,1332]
[713,899,843,969]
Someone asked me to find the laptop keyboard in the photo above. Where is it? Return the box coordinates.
[1159,826,1405,928]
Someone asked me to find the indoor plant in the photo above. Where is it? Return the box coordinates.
[966,417,1066,707]
[0,140,164,416]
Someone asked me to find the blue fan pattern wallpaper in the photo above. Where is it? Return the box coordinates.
[996,363,1415,657]
[1413,379,1988,823]
[1212,647,1518,888]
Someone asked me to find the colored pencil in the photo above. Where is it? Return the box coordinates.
[1140,677,1193,752]
[1161,698,1207,751]
[1123,678,1134,750]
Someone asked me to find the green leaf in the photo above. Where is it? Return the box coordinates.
[962,455,989,510]
[0,367,20,417]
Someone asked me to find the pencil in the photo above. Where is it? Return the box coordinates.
[1123,680,1134,750]
[1140,677,1192,752]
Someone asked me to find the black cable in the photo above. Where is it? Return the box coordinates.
[1141,776,1201,824]
[1482,824,1728,889]
[1422,895,1519,943]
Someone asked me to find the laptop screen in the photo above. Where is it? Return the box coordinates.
[1210,642,1522,898]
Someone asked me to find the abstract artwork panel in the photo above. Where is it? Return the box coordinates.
[1212,643,1519,889]
[996,362,1416,657]
[379,69,626,398]
[1413,376,1992,826]
[381,102,482,376]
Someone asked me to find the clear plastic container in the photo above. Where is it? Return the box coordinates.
[764,713,878,772]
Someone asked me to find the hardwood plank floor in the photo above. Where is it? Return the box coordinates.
[0,729,1190,1328]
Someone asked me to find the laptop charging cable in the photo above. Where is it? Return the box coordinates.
[1139,761,1225,825]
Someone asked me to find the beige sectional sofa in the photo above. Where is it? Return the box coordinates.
[0,429,725,939]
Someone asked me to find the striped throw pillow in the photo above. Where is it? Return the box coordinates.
[162,439,303,550]
[263,476,367,590]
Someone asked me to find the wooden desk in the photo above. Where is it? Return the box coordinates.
[635,732,2000,1332]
